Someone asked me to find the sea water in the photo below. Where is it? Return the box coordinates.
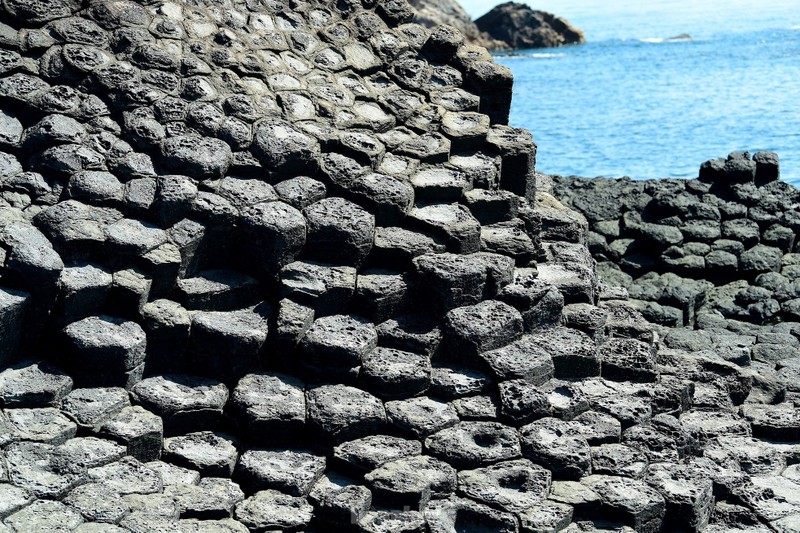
[487,0,800,184]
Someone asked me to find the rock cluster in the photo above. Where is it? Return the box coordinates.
[554,152,799,328]
[0,1,797,532]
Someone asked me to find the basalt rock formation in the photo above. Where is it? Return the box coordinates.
[408,0,505,51]
[476,2,586,50]
[0,1,797,532]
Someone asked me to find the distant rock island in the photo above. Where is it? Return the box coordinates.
[410,0,585,50]
[477,2,586,50]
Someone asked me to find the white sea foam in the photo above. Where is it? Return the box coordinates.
[791,25,800,30]
[639,37,665,43]
[529,53,566,59]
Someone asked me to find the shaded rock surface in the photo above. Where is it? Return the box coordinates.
[0,0,792,532]
[476,1,586,50]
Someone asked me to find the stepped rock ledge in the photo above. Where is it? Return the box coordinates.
[0,0,796,532]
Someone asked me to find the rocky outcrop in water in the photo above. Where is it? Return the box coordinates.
[476,2,586,50]
[0,0,797,531]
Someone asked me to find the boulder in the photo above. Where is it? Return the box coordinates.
[476,2,585,50]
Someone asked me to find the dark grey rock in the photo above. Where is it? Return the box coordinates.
[162,431,238,478]
[451,394,500,420]
[298,314,376,379]
[385,396,459,439]
[359,346,431,399]
[721,218,761,247]
[228,373,306,444]
[63,482,130,523]
[443,299,524,360]
[316,483,372,528]
[153,175,198,228]
[741,403,800,441]
[376,314,442,357]
[240,201,306,276]
[472,251,516,297]
[529,327,600,379]
[5,440,85,499]
[105,217,167,256]
[160,135,232,180]
[591,443,649,478]
[108,268,151,318]
[1,222,63,340]
[4,499,83,532]
[740,244,783,274]
[175,270,260,312]
[303,197,374,267]
[347,172,414,225]
[457,458,551,513]
[333,435,421,477]
[365,454,456,510]
[97,405,163,462]
[599,337,658,382]
[425,421,521,469]
[479,335,554,384]
[50,437,127,473]
[497,269,564,331]
[130,375,228,436]
[571,410,623,445]
[582,474,666,532]
[408,203,481,254]
[273,176,326,210]
[235,449,325,496]
[144,461,200,488]
[0,288,28,363]
[280,260,355,316]
[64,170,123,205]
[234,489,313,531]
[353,268,411,323]
[369,226,446,268]
[412,252,487,314]
[140,299,191,375]
[187,304,270,384]
[306,384,385,444]
[430,363,492,399]
[464,188,520,226]
[410,166,470,202]
[87,456,162,495]
[520,418,592,480]
[4,406,77,445]
[397,132,450,163]
[58,387,129,432]
[0,482,33,520]
[252,119,320,174]
[0,360,72,408]
[165,477,245,520]
[122,491,180,518]
[518,500,574,533]
[425,496,519,533]
[645,462,714,532]
[498,379,552,426]
[62,315,146,383]
[117,512,180,533]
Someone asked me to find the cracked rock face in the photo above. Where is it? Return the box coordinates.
[0,0,797,531]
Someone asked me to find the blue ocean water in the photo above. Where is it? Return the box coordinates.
[491,2,800,184]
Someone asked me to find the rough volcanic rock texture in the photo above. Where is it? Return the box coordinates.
[408,0,505,50]
[476,1,586,50]
[0,0,797,532]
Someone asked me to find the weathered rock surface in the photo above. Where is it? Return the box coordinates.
[0,0,790,530]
